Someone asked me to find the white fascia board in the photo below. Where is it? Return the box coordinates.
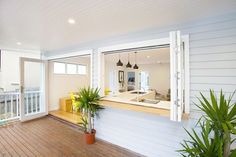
[98,38,169,53]
[1,48,41,54]
[43,49,93,60]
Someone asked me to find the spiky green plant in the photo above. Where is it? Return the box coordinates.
[179,122,222,157]
[76,87,103,133]
[78,116,88,132]
[179,90,236,157]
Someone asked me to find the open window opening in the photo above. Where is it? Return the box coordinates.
[103,46,171,112]
[99,31,189,121]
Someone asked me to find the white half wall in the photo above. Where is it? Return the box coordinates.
[95,107,195,157]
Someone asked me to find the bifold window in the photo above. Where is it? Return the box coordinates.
[67,64,77,74]
[54,62,66,74]
[78,65,86,75]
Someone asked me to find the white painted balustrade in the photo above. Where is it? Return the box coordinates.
[0,91,41,122]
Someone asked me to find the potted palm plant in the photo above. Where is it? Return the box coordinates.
[73,87,103,144]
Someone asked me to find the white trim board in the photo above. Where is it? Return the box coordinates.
[0,48,41,54]
[98,38,169,52]
[44,49,93,60]
[183,35,190,114]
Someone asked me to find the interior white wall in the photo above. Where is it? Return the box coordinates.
[105,60,170,95]
[104,60,126,94]
[48,56,90,111]
[0,50,41,92]
[140,63,170,95]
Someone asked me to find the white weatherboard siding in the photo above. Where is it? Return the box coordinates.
[95,108,193,157]
[93,13,236,157]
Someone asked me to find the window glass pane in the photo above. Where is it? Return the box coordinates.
[67,64,77,74]
[78,65,86,75]
[54,62,65,74]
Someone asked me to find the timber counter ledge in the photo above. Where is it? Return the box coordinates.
[99,99,170,117]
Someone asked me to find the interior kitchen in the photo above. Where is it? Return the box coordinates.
[101,47,171,116]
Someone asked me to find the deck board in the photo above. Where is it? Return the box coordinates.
[0,116,144,157]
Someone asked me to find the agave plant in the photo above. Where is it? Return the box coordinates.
[179,90,236,157]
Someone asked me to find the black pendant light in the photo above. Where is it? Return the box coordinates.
[126,53,132,68]
[133,52,139,69]
[116,53,123,66]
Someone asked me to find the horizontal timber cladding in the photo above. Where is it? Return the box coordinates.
[92,13,236,157]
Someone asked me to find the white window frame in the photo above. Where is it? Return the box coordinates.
[44,49,93,84]
[97,35,190,120]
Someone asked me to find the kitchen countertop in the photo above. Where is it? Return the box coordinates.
[101,90,170,110]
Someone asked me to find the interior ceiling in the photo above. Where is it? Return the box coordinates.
[1,0,236,53]
[105,47,170,65]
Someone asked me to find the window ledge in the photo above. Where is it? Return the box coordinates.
[99,100,170,117]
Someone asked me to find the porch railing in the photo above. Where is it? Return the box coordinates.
[24,91,41,115]
[0,91,41,122]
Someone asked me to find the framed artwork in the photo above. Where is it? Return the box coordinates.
[127,71,135,85]
[118,70,124,83]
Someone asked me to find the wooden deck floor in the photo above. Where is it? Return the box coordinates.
[0,116,144,157]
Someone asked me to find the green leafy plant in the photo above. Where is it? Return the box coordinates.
[178,90,236,157]
[78,116,88,132]
[70,92,80,112]
[179,121,222,157]
[73,87,103,133]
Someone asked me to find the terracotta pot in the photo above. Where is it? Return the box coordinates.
[85,129,96,144]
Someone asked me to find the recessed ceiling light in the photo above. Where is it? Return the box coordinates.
[68,18,75,24]
[16,42,22,45]
[146,56,150,58]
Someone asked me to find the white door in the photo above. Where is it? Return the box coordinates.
[19,58,48,121]
[170,31,184,122]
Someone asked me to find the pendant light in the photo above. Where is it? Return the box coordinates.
[126,53,132,68]
[116,53,123,66]
[133,52,139,69]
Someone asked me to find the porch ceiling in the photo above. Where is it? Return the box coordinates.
[0,0,236,53]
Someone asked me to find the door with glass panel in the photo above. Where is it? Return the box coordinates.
[20,58,48,121]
